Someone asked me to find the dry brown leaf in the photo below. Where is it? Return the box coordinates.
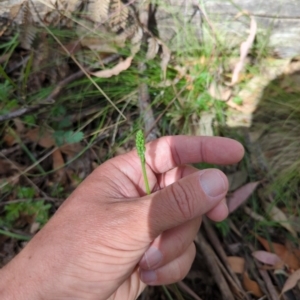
[252,251,284,269]
[52,148,66,182]
[60,143,83,158]
[264,202,298,238]
[242,271,263,297]
[91,57,133,78]
[80,36,118,53]
[52,149,64,170]
[281,269,300,294]
[14,118,25,133]
[146,37,159,60]
[26,128,55,148]
[191,112,214,136]
[227,256,245,274]
[244,206,265,222]
[256,236,300,270]
[208,81,232,101]
[160,43,171,81]
[231,12,257,86]
[227,181,260,213]
[3,133,17,147]
[130,27,143,56]
[227,170,248,192]
[30,222,40,234]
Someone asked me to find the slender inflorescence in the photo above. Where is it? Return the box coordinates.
[135,130,150,195]
[136,130,146,163]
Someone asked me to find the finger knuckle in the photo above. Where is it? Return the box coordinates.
[169,182,195,220]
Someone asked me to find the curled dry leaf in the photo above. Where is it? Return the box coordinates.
[227,256,245,274]
[227,181,260,213]
[146,37,160,60]
[252,251,284,269]
[264,202,298,238]
[256,236,300,270]
[231,12,257,86]
[160,43,171,81]
[242,271,263,298]
[91,57,133,78]
[281,269,300,295]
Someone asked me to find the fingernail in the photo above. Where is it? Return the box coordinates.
[140,270,157,284]
[200,170,227,197]
[140,247,163,269]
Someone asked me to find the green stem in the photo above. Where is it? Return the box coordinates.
[162,285,174,300]
[0,229,31,241]
[141,162,150,195]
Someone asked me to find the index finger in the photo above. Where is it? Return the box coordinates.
[145,136,244,174]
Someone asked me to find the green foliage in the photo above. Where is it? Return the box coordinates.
[54,130,84,146]
[215,219,230,237]
[58,117,72,129]
[0,81,13,101]
[0,187,51,228]
[232,96,243,105]
[17,186,35,199]
[23,114,37,126]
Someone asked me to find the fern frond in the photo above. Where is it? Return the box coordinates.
[20,1,37,49]
[109,0,129,32]
[87,0,110,23]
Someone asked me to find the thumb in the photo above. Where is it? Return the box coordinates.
[139,169,228,238]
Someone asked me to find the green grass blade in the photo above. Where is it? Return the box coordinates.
[0,229,31,241]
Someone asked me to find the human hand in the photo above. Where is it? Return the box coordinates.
[0,136,244,300]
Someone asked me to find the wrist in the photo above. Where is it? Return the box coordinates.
[0,250,42,300]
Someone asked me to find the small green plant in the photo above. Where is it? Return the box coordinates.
[3,200,51,227]
[0,186,51,228]
[53,130,84,146]
[135,130,150,195]
[215,219,230,237]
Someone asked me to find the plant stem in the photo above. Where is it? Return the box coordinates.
[162,285,174,300]
[136,129,151,195]
[141,161,150,195]
[136,130,174,299]
[0,229,31,241]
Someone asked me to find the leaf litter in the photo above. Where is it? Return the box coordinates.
[1,1,300,299]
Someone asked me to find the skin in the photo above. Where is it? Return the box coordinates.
[0,135,244,300]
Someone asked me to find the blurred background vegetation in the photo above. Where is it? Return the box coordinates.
[1,0,300,299]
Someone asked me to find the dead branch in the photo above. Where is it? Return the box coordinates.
[195,232,235,300]
[203,218,250,300]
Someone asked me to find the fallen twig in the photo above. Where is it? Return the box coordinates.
[195,232,235,300]
[177,281,203,300]
[203,218,250,299]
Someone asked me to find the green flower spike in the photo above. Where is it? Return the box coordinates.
[135,130,150,195]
